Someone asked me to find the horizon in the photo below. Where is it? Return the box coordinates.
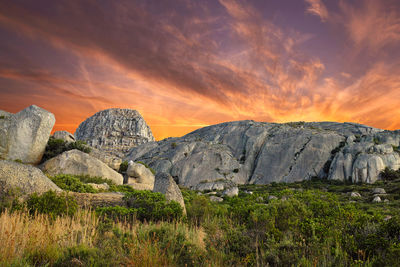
[1,0,400,140]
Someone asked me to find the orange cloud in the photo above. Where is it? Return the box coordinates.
[339,0,400,51]
[0,0,399,142]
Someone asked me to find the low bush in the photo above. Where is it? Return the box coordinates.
[118,160,128,173]
[381,167,400,181]
[41,137,91,163]
[50,174,98,193]
[97,190,183,222]
[26,191,78,218]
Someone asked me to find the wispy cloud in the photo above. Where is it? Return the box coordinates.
[304,0,329,22]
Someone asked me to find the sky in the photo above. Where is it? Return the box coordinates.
[0,0,400,140]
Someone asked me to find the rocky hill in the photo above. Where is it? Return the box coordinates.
[75,108,154,157]
[125,121,400,189]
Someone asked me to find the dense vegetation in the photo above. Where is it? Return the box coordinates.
[40,137,91,163]
[1,173,400,266]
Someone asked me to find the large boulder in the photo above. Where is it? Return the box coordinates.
[52,130,75,143]
[153,172,186,213]
[0,105,55,164]
[40,149,123,184]
[75,108,154,157]
[126,161,155,189]
[0,160,61,195]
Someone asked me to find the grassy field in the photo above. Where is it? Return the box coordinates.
[1,175,400,266]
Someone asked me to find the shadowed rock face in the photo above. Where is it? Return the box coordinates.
[126,121,400,188]
[75,108,154,157]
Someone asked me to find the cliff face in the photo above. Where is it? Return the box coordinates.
[75,108,154,157]
[125,121,400,189]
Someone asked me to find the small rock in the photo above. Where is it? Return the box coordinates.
[372,188,386,194]
[372,196,382,203]
[206,192,217,195]
[281,196,288,201]
[384,215,392,221]
[87,183,109,191]
[268,195,278,200]
[223,186,239,197]
[209,196,223,202]
[350,192,362,198]
[384,199,390,203]
[126,162,155,187]
[256,196,264,202]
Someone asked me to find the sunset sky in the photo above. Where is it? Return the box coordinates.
[1,0,400,140]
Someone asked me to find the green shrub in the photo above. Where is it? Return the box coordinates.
[171,142,177,149]
[0,186,23,212]
[124,190,183,221]
[380,167,400,181]
[26,191,78,218]
[50,174,98,193]
[118,160,128,173]
[41,137,91,163]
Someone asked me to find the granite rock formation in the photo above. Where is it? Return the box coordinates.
[75,108,154,157]
[0,105,55,164]
[153,172,186,213]
[126,121,400,188]
[40,149,124,185]
[0,160,61,195]
[53,130,75,143]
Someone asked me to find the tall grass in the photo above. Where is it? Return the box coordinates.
[0,209,210,266]
[0,209,98,265]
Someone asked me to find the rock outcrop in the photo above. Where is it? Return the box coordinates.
[328,132,400,183]
[153,172,186,213]
[53,130,75,143]
[126,161,155,190]
[40,149,123,185]
[75,108,154,157]
[0,160,61,195]
[126,121,400,187]
[0,105,55,164]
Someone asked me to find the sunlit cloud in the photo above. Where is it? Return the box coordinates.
[304,0,329,22]
[0,0,399,140]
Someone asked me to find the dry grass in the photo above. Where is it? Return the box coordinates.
[0,209,210,266]
[0,209,97,265]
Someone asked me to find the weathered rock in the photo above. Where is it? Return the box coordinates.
[40,149,123,185]
[193,180,236,192]
[329,131,400,183]
[125,120,400,187]
[0,105,55,164]
[70,192,125,208]
[223,186,239,197]
[75,108,154,157]
[384,199,389,203]
[153,172,186,212]
[350,192,362,198]
[87,183,109,191]
[268,195,278,200]
[126,183,153,191]
[53,131,75,143]
[372,188,386,194]
[0,160,61,195]
[88,147,122,171]
[209,196,223,202]
[372,196,382,203]
[126,162,155,188]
